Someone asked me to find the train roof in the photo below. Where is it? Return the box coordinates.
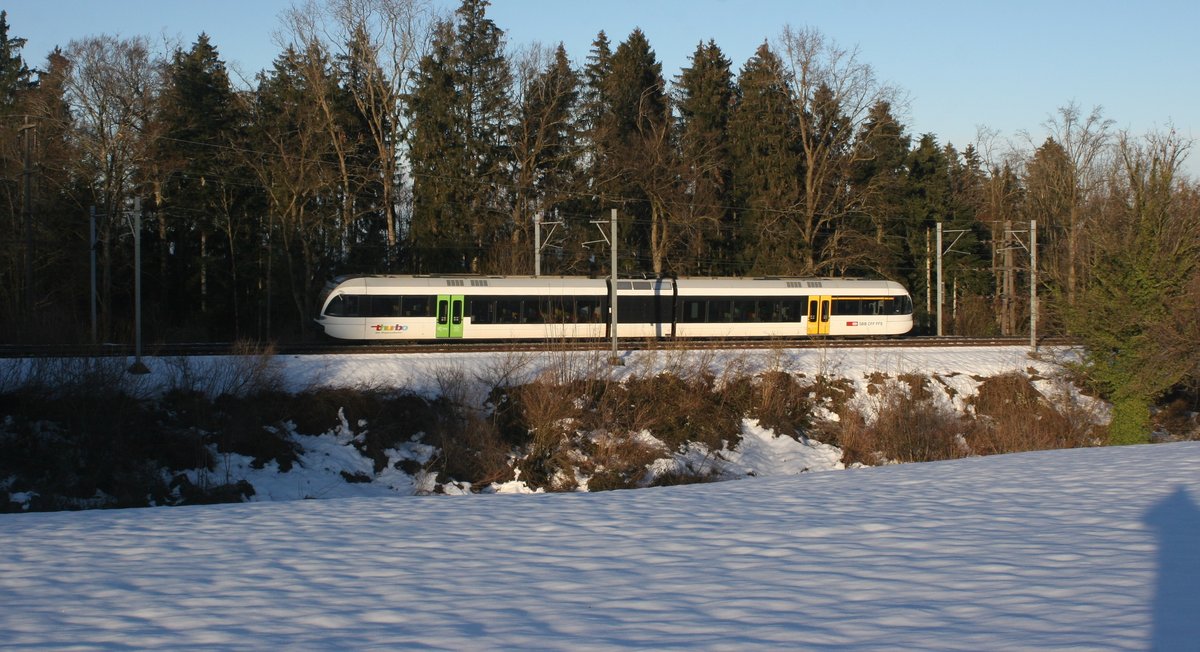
[327,275,908,293]
[330,275,606,290]
[671,277,905,289]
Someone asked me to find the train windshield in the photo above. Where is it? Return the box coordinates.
[316,280,341,315]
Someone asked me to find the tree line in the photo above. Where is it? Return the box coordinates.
[1,1,1197,440]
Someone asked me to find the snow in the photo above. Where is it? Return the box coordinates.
[1,443,1197,650]
[272,345,1063,397]
[3,345,1197,650]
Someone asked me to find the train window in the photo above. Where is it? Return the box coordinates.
[326,294,362,316]
[680,299,705,323]
[540,297,569,324]
[707,299,731,323]
[831,299,859,316]
[756,300,777,322]
[617,296,666,323]
[577,297,603,323]
[779,300,803,322]
[495,299,522,324]
[831,297,904,316]
[369,295,402,317]
[470,297,496,324]
[523,298,544,324]
[324,294,344,316]
[402,296,434,317]
[731,300,760,321]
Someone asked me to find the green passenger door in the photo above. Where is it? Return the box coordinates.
[436,295,465,339]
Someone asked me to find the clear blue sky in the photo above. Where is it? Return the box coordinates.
[6,0,1198,174]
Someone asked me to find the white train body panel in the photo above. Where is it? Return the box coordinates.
[315,275,913,341]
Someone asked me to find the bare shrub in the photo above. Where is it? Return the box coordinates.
[1153,397,1200,441]
[3,356,137,400]
[473,350,536,396]
[429,408,513,489]
[836,380,967,465]
[510,377,584,452]
[285,387,381,437]
[586,431,667,492]
[1,385,213,511]
[966,374,1103,454]
[616,372,739,452]
[721,370,813,438]
[359,392,438,472]
[952,293,1000,337]
[161,340,282,398]
[825,409,871,464]
[808,376,857,414]
[425,365,514,489]
[211,393,301,472]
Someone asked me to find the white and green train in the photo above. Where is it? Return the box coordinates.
[315,275,914,341]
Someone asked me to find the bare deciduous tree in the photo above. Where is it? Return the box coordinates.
[777,26,899,274]
[63,35,162,337]
[285,0,435,256]
[506,43,581,274]
[1023,102,1113,307]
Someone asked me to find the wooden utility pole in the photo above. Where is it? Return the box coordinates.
[128,198,149,374]
[1030,219,1038,351]
[20,118,35,316]
[1003,219,1015,336]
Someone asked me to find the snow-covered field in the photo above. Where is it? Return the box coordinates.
[3,345,1197,649]
[2,442,1198,650]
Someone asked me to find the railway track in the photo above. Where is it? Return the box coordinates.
[0,336,1075,359]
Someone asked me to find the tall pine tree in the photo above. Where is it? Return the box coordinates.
[154,34,248,337]
[407,0,513,273]
[675,40,735,274]
[727,42,803,275]
[601,29,669,274]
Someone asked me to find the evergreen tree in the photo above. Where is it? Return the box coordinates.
[899,136,989,333]
[0,10,34,332]
[944,142,995,334]
[154,34,248,337]
[977,159,1026,336]
[900,134,949,330]
[508,44,582,274]
[594,29,669,274]
[0,11,31,110]
[675,40,734,274]
[727,42,803,275]
[247,45,342,334]
[579,30,613,188]
[455,0,514,272]
[20,49,87,338]
[406,0,513,273]
[1064,133,1199,444]
[847,100,909,277]
[407,19,470,271]
[567,31,614,273]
